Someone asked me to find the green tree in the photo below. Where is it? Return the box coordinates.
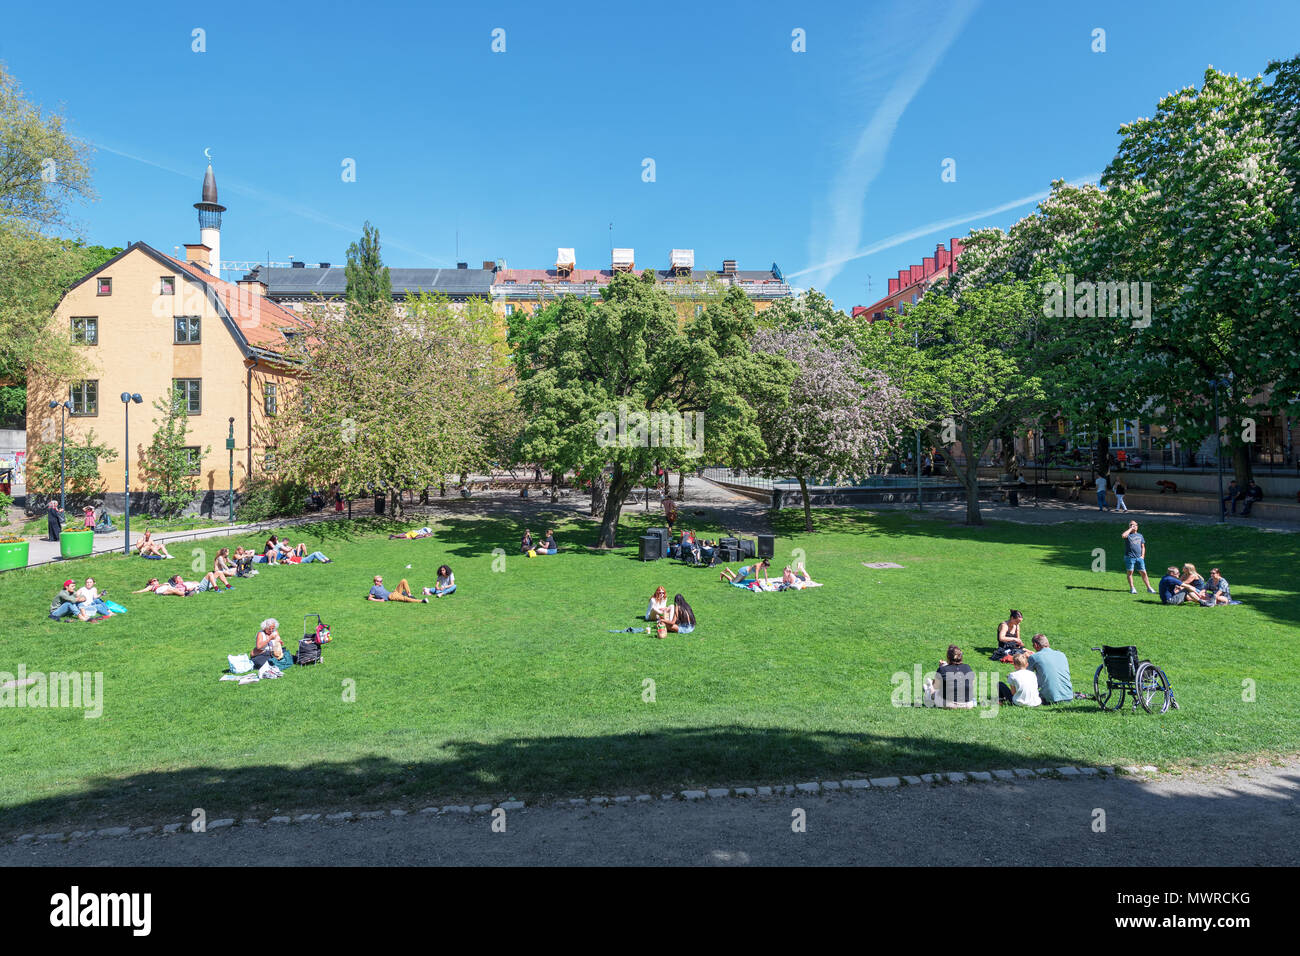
[1091,65,1299,483]
[882,281,1047,525]
[344,221,393,308]
[25,431,117,511]
[517,272,791,547]
[140,387,209,517]
[0,64,94,228]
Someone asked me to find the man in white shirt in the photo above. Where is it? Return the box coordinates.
[1095,474,1109,511]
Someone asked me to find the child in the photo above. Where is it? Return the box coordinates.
[999,652,1041,706]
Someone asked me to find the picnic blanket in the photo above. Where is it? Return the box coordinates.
[731,580,823,592]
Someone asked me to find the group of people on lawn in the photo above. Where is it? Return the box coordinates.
[924,613,1075,709]
[642,586,696,637]
[49,576,117,621]
[367,566,456,603]
[719,558,819,590]
[520,529,558,555]
[1121,521,1234,606]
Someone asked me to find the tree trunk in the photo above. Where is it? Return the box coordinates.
[550,470,560,503]
[1095,431,1111,480]
[1232,440,1253,485]
[797,473,814,532]
[389,488,401,518]
[597,464,631,548]
[439,481,446,498]
[590,472,607,518]
[961,453,983,525]
[677,470,685,501]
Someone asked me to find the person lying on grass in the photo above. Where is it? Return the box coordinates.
[720,558,771,586]
[135,529,173,559]
[275,541,331,564]
[368,575,427,603]
[779,563,818,589]
[144,572,229,596]
[422,565,456,597]
[251,618,288,668]
[389,527,434,540]
[50,579,95,621]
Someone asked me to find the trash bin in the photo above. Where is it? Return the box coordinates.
[1008,488,1019,507]
[374,494,386,515]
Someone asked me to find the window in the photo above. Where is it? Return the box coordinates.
[160,276,175,296]
[71,317,98,345]
[97,277,112,296]
[264,383,278,416]
[182,446,202,475]
[174,315,201,344]
[1112,419,1138,449]
[70,380,98,416]
[263,448,277,473]
[173,378,202,415]
[504,304,515,316]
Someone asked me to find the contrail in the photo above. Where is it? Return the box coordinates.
[88,139,446,266]
[804,0,980,291]
[788,173,1102,280]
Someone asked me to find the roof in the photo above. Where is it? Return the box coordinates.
[252,266,495,299]
[161,250,305,352]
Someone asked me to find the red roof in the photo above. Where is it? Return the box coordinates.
[162,251,305,351]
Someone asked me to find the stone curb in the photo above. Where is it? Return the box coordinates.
[8,766,1135,843]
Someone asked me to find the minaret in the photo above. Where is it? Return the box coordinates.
[194,161,226,277]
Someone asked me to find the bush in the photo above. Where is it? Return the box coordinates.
[237,478,309,523]
[25,432,117,513]
[0,489,12,527]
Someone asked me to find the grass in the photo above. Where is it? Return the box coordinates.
[0,506,1297,833]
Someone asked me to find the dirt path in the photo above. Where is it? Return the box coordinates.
[5,759,1295,867]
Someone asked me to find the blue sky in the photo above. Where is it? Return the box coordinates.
[6,0,1299,308]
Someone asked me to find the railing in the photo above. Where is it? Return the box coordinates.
[492,281,793,299]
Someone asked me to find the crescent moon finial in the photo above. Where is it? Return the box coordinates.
[204,147,212,161]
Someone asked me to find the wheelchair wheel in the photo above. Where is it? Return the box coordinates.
[1136,662,1172,714]
[1094,664,1122,711]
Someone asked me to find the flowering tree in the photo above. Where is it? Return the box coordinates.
[755,326,910,532]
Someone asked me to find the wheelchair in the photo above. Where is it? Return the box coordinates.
[1091,645,1180,714]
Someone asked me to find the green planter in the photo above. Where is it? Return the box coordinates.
[59,530,94,559]
[0,540,29,571]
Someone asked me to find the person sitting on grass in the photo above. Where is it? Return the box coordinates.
[423,565,456,597]
[231,546,259,576]
[998,651,1041,706]
[74,577,114,618]
[721,557,771,586]
[520,529,534,554]
[257,535,282,565]
[923,645,976,709]
[1180,563,1207,597]
[538,530,558,554]
[50,579,93,621]
[368,575,427,603]
[646,585,669,621]
[1199,567,1233,606]
[1157,566,1195,605]
[996,610,1025,649]
[642,593,696,637]
[1025,634,1073,704]
[251,618,288,668]
[135,529,173,559]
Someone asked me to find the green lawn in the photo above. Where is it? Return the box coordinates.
[1,508,1296,833]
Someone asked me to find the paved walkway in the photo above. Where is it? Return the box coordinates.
[4,758,1295,866]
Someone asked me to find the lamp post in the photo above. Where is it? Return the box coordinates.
[47,399,72,510]
[120,392,143,554]
[913,330,923,511]
[227,417,236,524]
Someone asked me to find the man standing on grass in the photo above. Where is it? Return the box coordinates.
[1095,473,1108,511]
[1121,520,1157,594]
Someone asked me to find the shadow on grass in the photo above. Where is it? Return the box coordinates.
[2,721,1194,835]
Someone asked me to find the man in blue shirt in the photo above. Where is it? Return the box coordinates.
[1026,634,1073,704]
[1120,520,1157,594]
[1158,566,1187,604]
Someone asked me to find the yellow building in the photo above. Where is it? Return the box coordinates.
[29,165,302,511]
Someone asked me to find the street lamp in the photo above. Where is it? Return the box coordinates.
[47,399,73,510]
[120,392,143,554]
[227,417,236,524]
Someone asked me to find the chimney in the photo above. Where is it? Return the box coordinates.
[721,259,737,275]
[888,277,899,296]
[319,262,331,269]
[237,277,266,298]
[457,262,468,269]
[184,243,212,272]
[482,260,496,272]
